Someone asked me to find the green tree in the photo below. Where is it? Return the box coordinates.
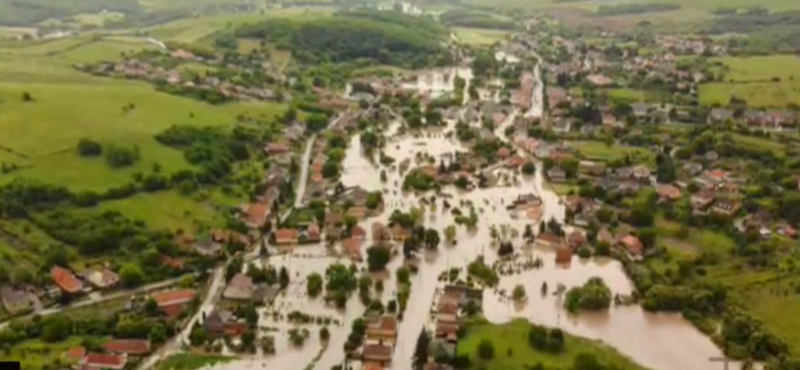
[279,267,290,289]
[307,273,323,297]
[478,338,495,360]
[424,228,440,250]
[367,246,391,271]
[444,225,456,243]
[77,138,102,156]
[512,284,526,302]
[413,329,430,369]
[148,324,167,344]
[119,263,145,287]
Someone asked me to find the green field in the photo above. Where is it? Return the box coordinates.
[94,191,229,232]
[700,55,800,108]
[156,354,235,370]
[565,141,653,165]
[457,319,649,370]
[605,88,646,102]
[453,27,510,45]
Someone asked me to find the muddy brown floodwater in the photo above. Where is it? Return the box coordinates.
[206,101,733,370]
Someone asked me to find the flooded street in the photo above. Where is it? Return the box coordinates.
[206,67,728,370]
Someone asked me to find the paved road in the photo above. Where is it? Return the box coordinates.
[0,276,185,331]
[293,113,346,209]
[137,266,226,370]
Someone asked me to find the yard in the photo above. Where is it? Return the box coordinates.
[0,336,106,370]
[457,319,649,370]
[565,140,653,165]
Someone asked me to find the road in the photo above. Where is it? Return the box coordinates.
[293,113,347,210]
[0,275,185,331]
[137,266,226,370]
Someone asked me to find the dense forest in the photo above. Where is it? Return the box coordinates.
[439,9,515,30]
[235,10,451,69]
[0,0,142,26]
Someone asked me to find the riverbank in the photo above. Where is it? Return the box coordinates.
[457,319,651,370]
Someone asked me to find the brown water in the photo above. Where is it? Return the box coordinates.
[204,82,729,370]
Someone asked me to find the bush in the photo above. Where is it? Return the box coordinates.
[105,144,140,168]
[77,138,102,156]
[478,339,495,360]
[564,277,611,313]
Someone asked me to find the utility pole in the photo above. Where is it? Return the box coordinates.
[709,356,733,370]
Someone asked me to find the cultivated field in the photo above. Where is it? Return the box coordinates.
[453,27,511,46]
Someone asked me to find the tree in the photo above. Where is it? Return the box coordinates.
[307,273,323,297]
[522,162,536,175]
[424,228,440,250]
[119,263,145,287]
[42,316,72,342]
[444,225,456,244]
[548,328,565,353]
[148,324,167,344]
[396,266,411,285]
[512,284,526,302]
[144,298,159,316]
[478,339,495,360]
[320,326,330,342]
[413,329,430,370]
[77,138,102,156]
[21,92,33,102]
[189,324,207,346]
[322,160,339,178]
[367,246,391,271]
[279,267,290,289]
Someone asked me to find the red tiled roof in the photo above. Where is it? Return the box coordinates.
[152,290,195,307]
[275,228,299,244]
[244,202,270,227]
[104,339,151,355]
[82,353,127,369]
[621,235,644,256]
[352,226,367,239]
[362,344,393,361]
[66,347,86,361]
[51,265,82,293]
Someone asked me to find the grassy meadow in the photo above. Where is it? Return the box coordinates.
[565,141,654,165]
[0,35,287,191]
[453,27,510,46]
[457,319,649,370]
[700,55,800,108]
[94,190,230,232]
[156,353,235,370]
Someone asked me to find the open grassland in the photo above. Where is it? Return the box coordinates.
[453,27,510,46]
[73,12,125,27]
[712,55,800,82]
[468,0,800,12]
[94,191,229,232]
[0,37,286,191]
[457,319,649,370]
[565,140,653,165]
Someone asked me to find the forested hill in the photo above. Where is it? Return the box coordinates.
[235,10,451,69]
[0,0,143,26]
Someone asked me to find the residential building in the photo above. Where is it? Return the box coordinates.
[547,167,566,183]
[151,289,195,319]
[366,315,398,345]
[0,286,30,314]
[205,309,247,337]
[223,273,255,302]
[535,233,562,249]
[51,265,83,295]
[274,228,299,245]
[619,235,644,259]
[84,268,120,290]
[362,344,393,365]
[712,199,741,216]
[80,353,127,370]
[555,246,572,266]
[691,189,716,210]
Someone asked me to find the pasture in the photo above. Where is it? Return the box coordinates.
[565,141,654,165]
[94,191,229,232]
[453,27,510,46]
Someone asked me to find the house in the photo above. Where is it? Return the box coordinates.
[205,309,248,337]
[307,222,321,242]
[366,315,398,345]
[547,167,566,183]
[567,230,587,248]
[242,202,270,229]
[536,233,562,248]
[578,161,605,177]
[497,147,511,159]
[442,285,482,306]
[435,320,459,342]
[81,353,127,370]
[66,347,86,362]
[682,162,704,177]
[0,286,30,314]
[552,120,571,133]
[372,222,388,241]
[274,228,299,245]
[614,167,634,179]
[352,225,367,239]
[657,184,681,202]
[347,206,369,220]
[223,273,255,302]
[778,225,797,239]
[619,235,644,259]
[340,186,371,206]
[555,246,572,266]
[51,265,83,295]
[362,344,393,364]
[193,240,222,257]
[84,269,120,290]
[597,228,614,245]
[631,103,649,118]
[390,225,411,242]
[171,49,195,60]
[104,339,151,356]
[264,142,290,155]
[325,210,345,230]
[712,199,740,216]
[691,189,716,209]
[342,237,363,262]
[632,165,650,180]
[151,289,195,319]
